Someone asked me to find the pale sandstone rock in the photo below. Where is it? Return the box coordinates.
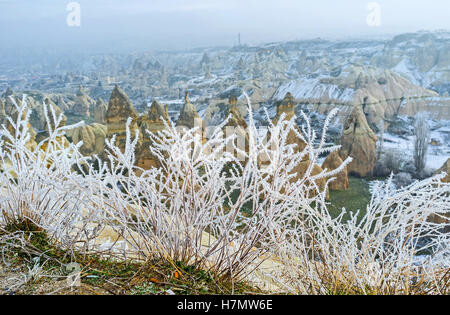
[29,97,66,131]
[428,158,450,231]
[106,85,140,152]
[435,158,450,183]
[73,86,95,117]
[176,92,204,131]
[223,96,249,161]
[275,66,449,128]
[67,123,107,156]
[322,151,349,191]
[94,98,108,125]
[0,98,5,118]
[135,100,169,170]
[272,92,307,156]
[339,106,378,178]
[176,92,205,144]
[259,92,307,165]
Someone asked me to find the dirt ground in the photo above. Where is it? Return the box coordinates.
[0,259,111,295]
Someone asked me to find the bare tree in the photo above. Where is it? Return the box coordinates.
[413,114,430,176]
[377,119,385,160]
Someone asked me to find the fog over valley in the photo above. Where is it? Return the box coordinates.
[1,0,450,54]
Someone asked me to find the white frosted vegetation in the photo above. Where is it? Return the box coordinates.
[0,97,102,253]
[270,175,449,294]
[0,95,448,294]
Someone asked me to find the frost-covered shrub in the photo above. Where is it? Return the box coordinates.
[90,96,349,280]
[0,97,102,254]
[0,94,448,294]
[269,174,450,295]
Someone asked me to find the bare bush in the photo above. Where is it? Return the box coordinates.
[374,148,405,177]
[394,172,413,188]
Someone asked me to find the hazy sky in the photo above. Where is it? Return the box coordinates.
[0,0,449,53]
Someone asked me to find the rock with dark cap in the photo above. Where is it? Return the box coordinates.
[176,92,203,131]
[339,105,378,177]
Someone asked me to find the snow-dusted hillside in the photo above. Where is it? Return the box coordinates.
[2,31,449,171]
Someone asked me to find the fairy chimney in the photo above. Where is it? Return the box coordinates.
[339,105,378,177]
[273,92,307,153]
[106,85,139,152]
[94,98,108,124]
[135,100,170,170]
[223,96,249,162]
[73,86,93,117]
[177,92,203,130]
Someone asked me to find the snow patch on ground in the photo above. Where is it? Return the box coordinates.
[381,119,450,171]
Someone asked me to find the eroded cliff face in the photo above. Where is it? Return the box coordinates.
[52,94,70,112]
[353,68,449,129]
[3,88,22,117]
[273,66,450,130]
[371,32,450,94]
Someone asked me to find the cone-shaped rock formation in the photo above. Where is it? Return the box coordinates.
[94,98,108,125]
[339,105,378,177]
[106,85,139,152]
